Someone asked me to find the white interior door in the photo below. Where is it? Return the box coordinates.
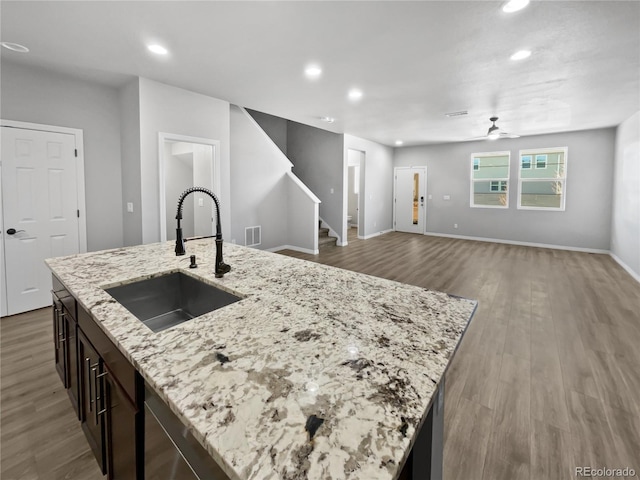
[394,167,427,234]
[1,126,80,315]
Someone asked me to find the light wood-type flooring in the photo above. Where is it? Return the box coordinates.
[2,230,639,480]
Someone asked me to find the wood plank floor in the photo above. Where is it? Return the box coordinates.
[1,309,103,480]
[1,230,638,479]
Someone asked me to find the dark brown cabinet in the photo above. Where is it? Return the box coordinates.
[78,328,107,475]
[52,280,80,418]
[104,370,139,479]
[53,274,143,480]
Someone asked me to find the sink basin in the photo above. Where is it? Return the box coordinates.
[105,272,242,332]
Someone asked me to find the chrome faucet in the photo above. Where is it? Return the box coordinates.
[175,187,231,278]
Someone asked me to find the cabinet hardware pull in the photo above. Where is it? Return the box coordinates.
[93,367,100,425]
[86,358,93,413]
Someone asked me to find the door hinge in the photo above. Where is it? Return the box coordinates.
[74,149,78,157]
[77,210,80,218]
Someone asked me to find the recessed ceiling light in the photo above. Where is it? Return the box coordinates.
[395,140,404,146]
[147,44,168,55]
[320,116,335,123]
[510,50,532,61]
[348,89,363,101]
[1,42,29,53]
[305,65,322,79]
[502,0,530,13]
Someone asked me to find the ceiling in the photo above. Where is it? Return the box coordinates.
[1,1,639,146]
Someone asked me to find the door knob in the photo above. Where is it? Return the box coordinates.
[6,228,24,235]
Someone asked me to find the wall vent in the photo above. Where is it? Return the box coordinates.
[245,226,261,247]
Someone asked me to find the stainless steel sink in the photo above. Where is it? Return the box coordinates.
[105,272,242,332]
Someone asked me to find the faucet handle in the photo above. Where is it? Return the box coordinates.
[189,255,198,269]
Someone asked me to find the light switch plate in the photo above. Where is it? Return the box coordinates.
[127,202,133,213]
[198,198,204,207]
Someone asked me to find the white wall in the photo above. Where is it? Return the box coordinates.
[394,128,616,250]
[230,105,290,249]
[611,111,640,278]
[119,78,142,246]
[344,134,394,241]
[230,106,319,252]
[138,78,231,244]
[1,61,124,251]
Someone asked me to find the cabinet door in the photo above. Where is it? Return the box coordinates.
[52,298,68,387]
[103,370,139,480]
[78,329,106,475]
[64,307,80,418]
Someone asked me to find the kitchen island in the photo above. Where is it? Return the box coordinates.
[46,239,476,480]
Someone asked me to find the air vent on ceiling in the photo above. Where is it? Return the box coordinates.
[245,226,261,247]
[445,110,468,117]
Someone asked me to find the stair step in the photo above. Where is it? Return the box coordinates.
[319,227,330,236]
[318,235,337,247]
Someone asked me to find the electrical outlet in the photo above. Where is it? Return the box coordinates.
[454,223,458,229]
[198,198,204,207]
[443,195,451,201]
[330,188,334,194]
[127,202,133,213]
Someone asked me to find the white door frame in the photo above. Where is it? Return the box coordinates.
[1,120,87,316]
[158,132,221,242]
[393,166,427,235]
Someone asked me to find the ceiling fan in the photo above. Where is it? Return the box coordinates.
[471,117,520,140]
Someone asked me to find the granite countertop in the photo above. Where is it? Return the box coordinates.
[46,240,476,480]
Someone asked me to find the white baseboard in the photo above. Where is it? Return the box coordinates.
[359,229,393,240]
[422,232,610,254]
[610,252,640,283]
[267,245,319,255]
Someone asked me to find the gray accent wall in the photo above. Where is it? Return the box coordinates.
[394,128,616,250]
[287,121,344,240]
[246,109,288,156]
[611,111,640,277]
[1,61,124,251]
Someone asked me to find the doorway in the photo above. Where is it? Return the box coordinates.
[1,121,86,316]
[394,166,427,234]
[158,133,220,242]
[346,149,365,240]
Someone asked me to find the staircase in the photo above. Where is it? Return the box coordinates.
[318,222,338,248]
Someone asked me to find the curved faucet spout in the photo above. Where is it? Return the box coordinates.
[175,187,231,278]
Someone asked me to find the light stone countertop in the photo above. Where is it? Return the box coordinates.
[46,240,476,480]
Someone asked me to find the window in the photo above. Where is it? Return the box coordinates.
[535,154,547,169]
[521,155,532,169]
[470,152,510,208]
[518,147,567,210]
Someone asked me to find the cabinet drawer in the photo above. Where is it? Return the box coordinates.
[78,305,137,405]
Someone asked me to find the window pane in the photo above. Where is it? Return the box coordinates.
[521,151,565,179]
[521,180,563,208]
[522,155,532,169]
[474,181,507,206]
[472,154,509,180]
[535,154,547,169]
